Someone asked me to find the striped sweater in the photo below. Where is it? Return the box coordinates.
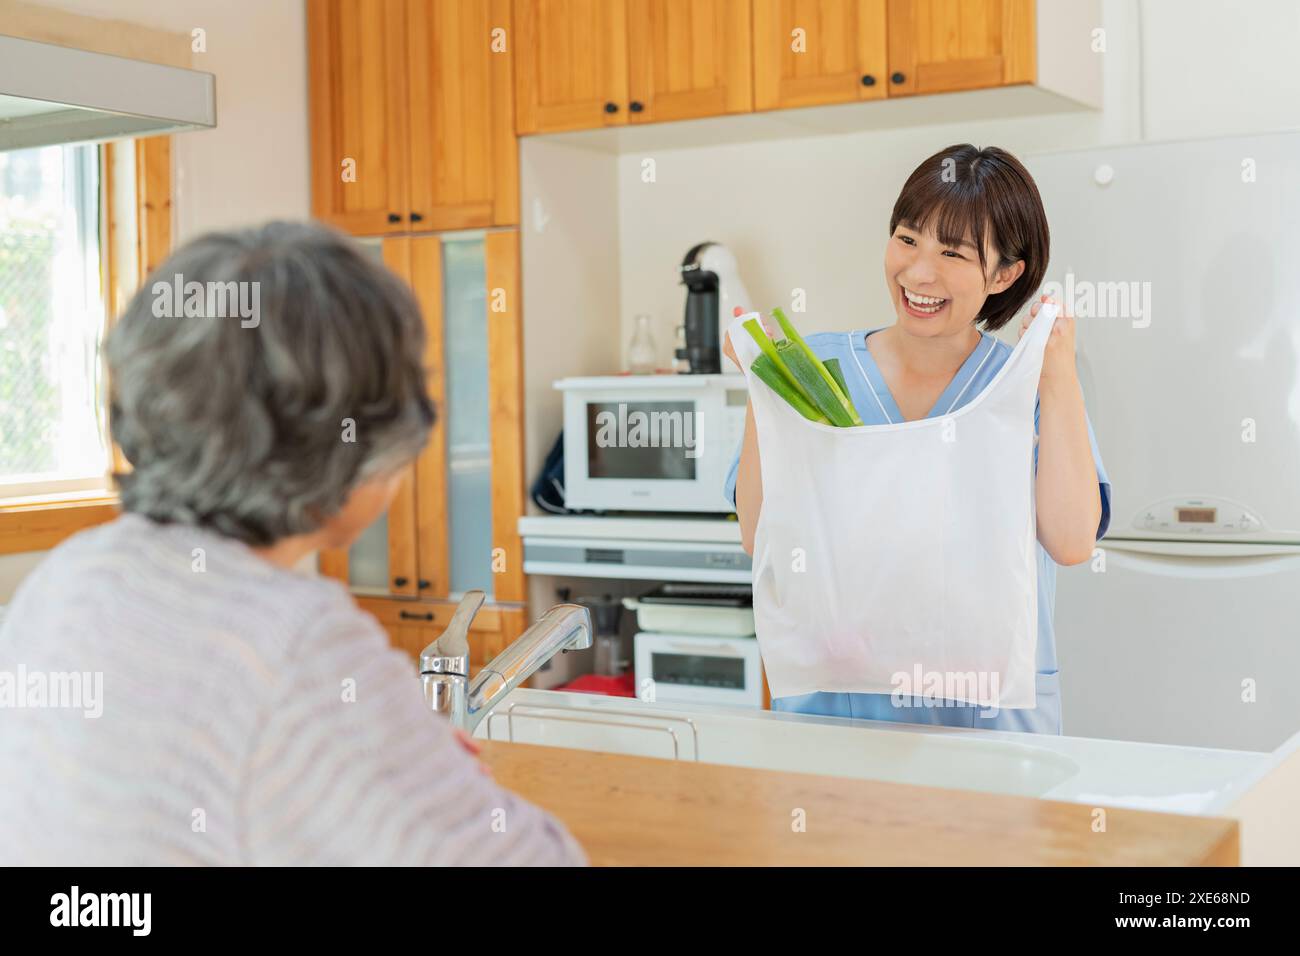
[0,513,586,866]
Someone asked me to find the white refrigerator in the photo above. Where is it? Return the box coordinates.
[1025,130,1300,753]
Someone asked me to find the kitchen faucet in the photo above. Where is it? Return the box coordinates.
[419,590,593,733]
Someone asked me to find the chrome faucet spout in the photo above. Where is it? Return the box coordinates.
[419,600,593,733]
[463,603,592,733]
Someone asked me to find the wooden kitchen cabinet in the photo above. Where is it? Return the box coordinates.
[308,0,519,234]
[318,238,421,597]
[401,229,526,606]
[513,0,752,134]
[319,231,529,656]
[753,0,888,111]
[406,0,519,228]
[307,0,410,235]
[885,0,1035,97]
[625,0,752,124]
[513,0,629,134]
[753,0,1036,110]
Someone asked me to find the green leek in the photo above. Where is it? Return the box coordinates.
[772,307,862,426]
[751,354,829,423]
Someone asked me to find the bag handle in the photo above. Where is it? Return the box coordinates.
[992,300,1059,392]
[726,311,765,374]
[1021,300,1060,352]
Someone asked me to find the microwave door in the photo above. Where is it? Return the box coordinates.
[586,400,698,481]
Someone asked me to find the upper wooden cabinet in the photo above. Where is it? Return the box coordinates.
[513,0,629,133]
[625,0,752,124]
[752,0,887,111]
[308,0,519,235]
[308,0,410,234]
[886,0,1035,96]
[753,0,1036,111]
[312,0,1054,152]
[407,0,520,228]
[513,0,752,134]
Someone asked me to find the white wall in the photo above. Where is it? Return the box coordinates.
[1,0,310,601]
[518,138,624,492]
[1140,0,1300,142]
[517,136,624,683]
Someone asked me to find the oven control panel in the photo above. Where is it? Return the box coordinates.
[1133,496,1264,534]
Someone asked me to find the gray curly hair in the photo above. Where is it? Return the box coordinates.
[106,220,436,547]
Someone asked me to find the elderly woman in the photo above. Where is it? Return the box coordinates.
[0,221,585,866]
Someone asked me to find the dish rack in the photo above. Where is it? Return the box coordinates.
[621,582,755,637]
[481,700,702,761]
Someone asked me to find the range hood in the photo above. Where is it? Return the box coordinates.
[0,34,215,150]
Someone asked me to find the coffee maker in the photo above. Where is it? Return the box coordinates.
[677,241,753,374]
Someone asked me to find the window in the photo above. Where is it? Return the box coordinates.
[0,143,110,499]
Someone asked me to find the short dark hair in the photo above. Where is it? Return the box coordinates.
[888,144,1049,332]
[106,220,436,547]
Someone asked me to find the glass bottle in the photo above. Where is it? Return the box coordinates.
[627,313,657,374]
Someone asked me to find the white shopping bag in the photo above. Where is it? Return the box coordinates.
[728,303,1058,708]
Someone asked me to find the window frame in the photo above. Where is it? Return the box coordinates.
[0,135,171,556]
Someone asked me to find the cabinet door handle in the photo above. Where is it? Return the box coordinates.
[393,576,409,587]
[629,100,644,113]
[861,74,876,87]
[399,610,435,622]
[418,579,431,589]
[890,72,906,85]
[387,212,403,223]
[603,101,619,113]
[409,212,424,223]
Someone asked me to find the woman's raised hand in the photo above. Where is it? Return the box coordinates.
[722,306,778,372]
[1021,294,1078,388]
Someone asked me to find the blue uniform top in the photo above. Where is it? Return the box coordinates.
[724,325,1113,735]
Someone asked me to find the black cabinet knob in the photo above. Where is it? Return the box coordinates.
[629,100,644,112]
[890,71,906,84]
[861,74,876,86]
[604,101,619,113]
[409,212,424,223]
[393,576,409,587]
[387,212,402,223]
[418,579,431,589]
[399,610,434,622]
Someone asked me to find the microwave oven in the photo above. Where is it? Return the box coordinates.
[557,374,747,513]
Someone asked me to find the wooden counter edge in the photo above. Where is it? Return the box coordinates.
[478,740,1240,867]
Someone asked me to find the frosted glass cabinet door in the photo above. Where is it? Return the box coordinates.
[342,238,418,597]
[349,511,391,591]
[326,234,499,602]
[441,236,494,599]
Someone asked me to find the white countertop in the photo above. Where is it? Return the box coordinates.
[519,513,742,544]
[480,687,1270,817]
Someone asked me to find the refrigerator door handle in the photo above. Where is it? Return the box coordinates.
[1102,538,1300,557]
[1097,538,1300,579]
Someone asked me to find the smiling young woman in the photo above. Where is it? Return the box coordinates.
[722,143,1112,736]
